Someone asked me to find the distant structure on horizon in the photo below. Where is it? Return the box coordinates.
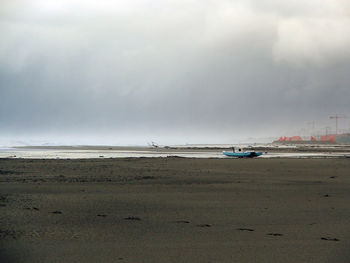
[276,133,350,144]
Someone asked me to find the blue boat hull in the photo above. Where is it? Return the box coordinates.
[222,151,263,158]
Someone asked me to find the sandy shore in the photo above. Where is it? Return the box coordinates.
[1,158,350,262]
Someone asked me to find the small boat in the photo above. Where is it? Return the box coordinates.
[222,150,263,158]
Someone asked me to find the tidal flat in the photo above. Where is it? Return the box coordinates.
[1,158,350,262]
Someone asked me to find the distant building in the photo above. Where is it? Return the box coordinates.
[276,133,350,144]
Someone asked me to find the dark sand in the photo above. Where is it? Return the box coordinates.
[1,157,350,262]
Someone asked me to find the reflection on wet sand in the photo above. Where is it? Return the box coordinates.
[1,144,350,159]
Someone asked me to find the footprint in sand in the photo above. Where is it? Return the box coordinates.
[51,210,62,214]
[321,237,339,241]
[267,233,283,236]
[237,228,255,232]
[197,224,211,227]
[97,214,107,217]
[26,207,39,211]
[175,220,190,224]
[124,216,141,221]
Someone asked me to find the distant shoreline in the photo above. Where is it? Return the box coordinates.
[13,144,350,153]
[0,144,349,159]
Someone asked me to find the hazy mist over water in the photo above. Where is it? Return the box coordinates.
[1,0,350,146]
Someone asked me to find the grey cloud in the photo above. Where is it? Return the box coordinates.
[1,0,350,144]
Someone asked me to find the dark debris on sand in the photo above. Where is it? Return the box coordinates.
[0,229,24,240]
[0,170,23,175]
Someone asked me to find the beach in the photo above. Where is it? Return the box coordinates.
[1,157,350,262]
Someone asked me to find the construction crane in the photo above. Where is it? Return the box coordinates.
[307,121,316,136]
[329,115,349,134]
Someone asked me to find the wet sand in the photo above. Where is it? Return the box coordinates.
[4,145,350,159]
[1,157,350,262]
[13,144,350,153]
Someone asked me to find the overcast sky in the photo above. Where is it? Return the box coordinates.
[1,0,350,145]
